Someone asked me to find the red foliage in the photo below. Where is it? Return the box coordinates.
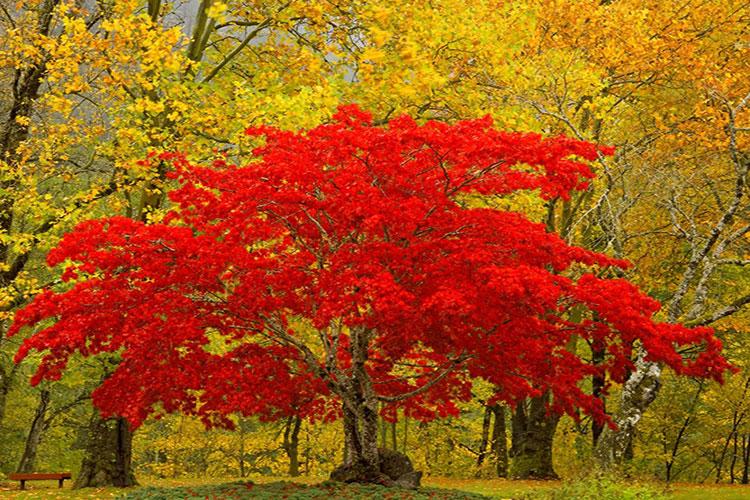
[9,106,730,429]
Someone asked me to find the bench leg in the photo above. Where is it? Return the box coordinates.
[20,480,25,490]
[59,478,64,488]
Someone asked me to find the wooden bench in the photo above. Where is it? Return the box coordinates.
[8,472,72,490]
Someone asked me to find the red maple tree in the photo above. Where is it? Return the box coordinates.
[10,106,729,481]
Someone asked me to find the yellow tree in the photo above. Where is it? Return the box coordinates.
[0,0,531,484]
[456,0,750,472]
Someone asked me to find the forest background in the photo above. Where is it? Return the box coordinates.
[0,0,749,491]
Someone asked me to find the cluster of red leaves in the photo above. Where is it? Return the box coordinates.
[9,105,730,428]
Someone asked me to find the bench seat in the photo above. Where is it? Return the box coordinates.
[8,472,72,490]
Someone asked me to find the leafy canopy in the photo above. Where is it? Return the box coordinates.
[9,106,730,428]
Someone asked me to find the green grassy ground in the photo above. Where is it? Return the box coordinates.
[0,476,747,499]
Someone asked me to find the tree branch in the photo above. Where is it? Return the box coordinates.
[377,354,471,403]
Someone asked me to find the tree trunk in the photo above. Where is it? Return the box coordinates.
[360,397,381,472]
[716,429,733,484]
[304,425,311,475]
[238,419,246,477]
[476,404,492,473]
[17,389,50,473]
[731,432,739,484]
[335,329,380,475]
[282,415,302,477]
[391,419,397,450]
[350,326,381,474]
[510,393,559,479]
[339,401,382,476]
[490,404,508,478]
[742,434,749,485]
[591,341,606,446]
[0,365,7,426]
[332,326,411,484]
[0,360,16,434]
[74,411,136,488]
[342,405,359,467]
[594,350,661,467]
[402,416,408,453]
[380,414,387,448]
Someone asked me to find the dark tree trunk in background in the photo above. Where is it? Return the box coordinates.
[742,435,749,484]
[17,389,50,473]
[74,412,136,488]
[0,360,16,434]
[304,426,311,475]
[380,415,387,448]
[731,433,739,484]
[391,420,397,450]
[476,405,492,474]
[282,415,302,477]
[490,404,508,478]
[402,416,408,453]
[0,360,18,469]
[510,393,559,479]
[591,341,606,446]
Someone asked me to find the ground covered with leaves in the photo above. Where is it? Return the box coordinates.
[0,477,748,499]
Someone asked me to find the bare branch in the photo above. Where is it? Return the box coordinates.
[377,354,472,403]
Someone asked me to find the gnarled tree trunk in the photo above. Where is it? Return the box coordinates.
[338,326,382,478]
[17,389,50,473]
[330,326,421,488]
[490,403,508,478]
[510,393,559,479]
[74,411,136,488]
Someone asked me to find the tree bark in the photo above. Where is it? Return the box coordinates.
[594,350,661,467]
[476,404,492,473]
[402,416,408,454]
[0,367,6,429]
[331,326,407,483]
[17,389,50,473]
[591,341,606,446]
[510,393,559,479]
[742,434,749,485]
[731,432,739,484]
[74,411,136,488]
[342,405,359,467]
[380,414,387,448]
[0,360,16,433]
[490,404,508,478]
[340,401,383,477]
[391,419,397,450]
[282,415,302,477]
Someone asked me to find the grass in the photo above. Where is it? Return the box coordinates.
[668,483,750,500]
[424,478,559,498]
[0,476,747,499]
